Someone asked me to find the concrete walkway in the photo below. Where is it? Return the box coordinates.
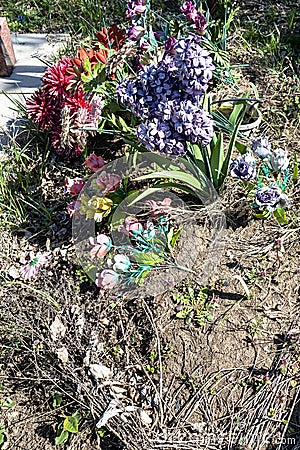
[0,33,69,149]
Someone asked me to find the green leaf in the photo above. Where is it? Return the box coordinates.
[218,104,247,188]
[209,133,224,188]
[0,425,6,446]
[134,171,204,192]
[52,393,62,408]
[83,57,92,74]
[293,154,298,182]
[127,183,196,207]
[253,210,271,220]
[235,140,249,155]
[63,413,81,433]
[170,228,182,247]
[176,308,190,319]
[133,252,164,265]
[81,73,93,83]
[55,430,69,445]
[273,207,288,224]
[228,98,247,126]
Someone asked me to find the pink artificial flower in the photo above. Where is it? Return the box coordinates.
[164,36,177,54]
[95,171,121,194]
[127,25,145,41]
[95,269,119,289]
[67,199,81,217]
[146,198,172,217]
[42,56,74,100]
[64,177,85,196]
[193,12,208,35]
[180,1,198,21]
[84,153,105,172]
[89,234,112,259]
[19,251,51,280]
[118,216,143,236]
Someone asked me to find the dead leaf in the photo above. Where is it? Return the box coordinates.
[50,317,66,340]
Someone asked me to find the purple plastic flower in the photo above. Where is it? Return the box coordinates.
[193,12,208,35]
[252,136,271,159]
[126,0,147,19]
[180,1,198,21]
[164,36,177,53]
[162,34,215,97]
[127,25,145,40]
[254,183,290,211]
[230,154,256,181]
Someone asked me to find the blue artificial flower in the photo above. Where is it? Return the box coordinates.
[230,153,256,181]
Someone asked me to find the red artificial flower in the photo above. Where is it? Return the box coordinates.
[94,25,126,50]
[84,153,105,172]
[26,88,59,130]
[42,56,74,99]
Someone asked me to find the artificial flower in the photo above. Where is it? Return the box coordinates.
[147,198,172,217]
[95,171,121,194]
[80,195,113,221]
[19,251,51,280]
[95,269,119,289]
[64,177,85,196]
[84,153,105,172]
[252,136,271,159]
[126,0,147,19]
[94,25,126,50]
[269,148,289,172]
[254,183,290,211]
[118,216,143,236]
[42,56,74,99]
[89,234,112,258]
[164,36,177,54]
[230,153,256,181]
[127,25,145,41]
[112,254,131,272]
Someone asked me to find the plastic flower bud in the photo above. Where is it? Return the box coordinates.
[84,153,105,172]
[112,254,131,272]
[95,269,119,290]
[118,216,143,236]
[164,36,177,54]
[89,234,112,259]
[180,1,198,21]
[147,198,172,217]
[80,195,113,221]
[269,148,289,172]
[95,171,121,194]
[64,177,85,196]
[251,136,271,159]
[127,25,145,41]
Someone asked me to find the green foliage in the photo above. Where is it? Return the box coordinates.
[173,285,217,326]
[1,0,125,36]
[55,412,81,446]
[0,425,6,448]
[52,392,63,408]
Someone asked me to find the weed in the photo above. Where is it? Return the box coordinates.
[173,284,217,326]
[55,411,82,446]
[0,425,6,448]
